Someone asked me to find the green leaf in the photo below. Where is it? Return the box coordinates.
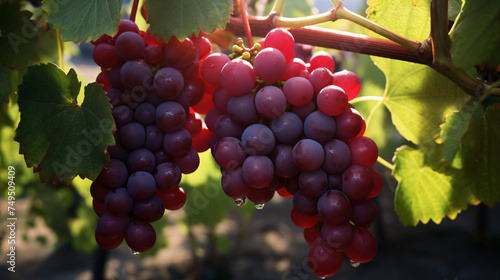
[438,99,477,163]
[146,0,232,41]
[450,0,500,68]
[462,104,500,207]
[448,0,462,21]
[0,2,39,70]
[393,146,476,226]
[15,63,115,184]
[43,0,122,42]
[366,0,469,145]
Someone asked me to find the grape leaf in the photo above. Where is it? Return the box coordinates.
[43,0,122,42]
[448,0,462,21]
[0,2,39,70]
[462,104,500,207]
[15,63,115,184]
[366,0,469,145]
[393,146,477,226]
[450,0,500,69]
[437,99,477,163]
[145,0,232,41]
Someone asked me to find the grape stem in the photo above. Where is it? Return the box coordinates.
[270,0,286,16]
[130,0,140,22]
[226,16,421,63]
[377,156,395,171]
[240,0,254,48]
[350,96,384,104]
[428,0,497,98]
[227,0,500,98]
[329,0,422,55]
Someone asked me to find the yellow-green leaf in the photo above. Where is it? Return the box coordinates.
[393,146,477,226]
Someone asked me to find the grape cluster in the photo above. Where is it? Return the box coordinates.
[90,19,213,253]
[202,28,382,277]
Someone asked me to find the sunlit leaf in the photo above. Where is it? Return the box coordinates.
[146,0,232,41]
[15,63,115,184]
[43,0,122,42]
[393,146,477,226]
[450,0,500,68]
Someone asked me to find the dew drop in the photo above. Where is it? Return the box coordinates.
[234,197,246,206]
[131,249,140,255]
[255,203,265,210]
[350,260,360,267]
[319,277,326,279]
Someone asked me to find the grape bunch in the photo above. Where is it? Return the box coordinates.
[90,19,213,253]
[201,28,383,278]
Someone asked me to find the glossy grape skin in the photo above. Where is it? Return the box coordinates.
[253,47,287,82]
[125,220,156,252]
[220,59,256,96]
[307,238,343,278]
[317,190,351,225]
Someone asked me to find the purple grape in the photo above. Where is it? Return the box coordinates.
[270,112,303,145]
[163,128,192,157]
[303,111,336,143]
[341,165,374,200]
[299,169,328,198]
[120,60,153,91]
[322,139,351,175]
[213,137,247,170]
[97,212,130,238]
[133,194,165,222]
[292,139,325,171]
[320,222,354,251]
[99,159,128,189]
[221,167,252,199]
[113,105,134,127]
[104,188,134,216]
[135,102,156,126]
[241,156,274,189]
[155,101,186,132]
[255,86,287,119]
[172,147,200,174]
[154,162,182,190]
[293,190,319,216]
[154,67,184,100]
[269,144,300,179]
[127,171,156,200]
[241,123,276,156]
[126,148,156,173]
[227,93,259,125]
[317,190,351,225]
[214,114,244,138]
[119,122,146,150]
[144,125,164,152]
[125,220,156,252]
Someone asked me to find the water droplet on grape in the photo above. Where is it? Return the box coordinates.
[319,277,326,279]
[350,260,360,267]
[131,249,140,255]
[255,203,265,210]
[234,197,246,206]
